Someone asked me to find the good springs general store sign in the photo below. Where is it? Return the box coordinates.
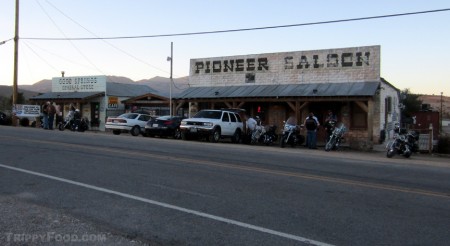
[52,75,106,92]
[189,45,380,86]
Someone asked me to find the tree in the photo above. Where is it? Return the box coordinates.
[9,92,26,105]
[400,88,422,118]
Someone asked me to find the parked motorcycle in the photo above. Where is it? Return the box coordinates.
[58,116,73,131]
[250,125,264,144]
[280,122,304,148]
[72,117,89,132]
[58,116,89,132]
[386,125,419,158]
[261,125,278,145]
[250,124,278,145]
[324,123,346,151]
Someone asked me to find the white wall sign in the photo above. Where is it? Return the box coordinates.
[13,104,40,117]
[52,75,107,92]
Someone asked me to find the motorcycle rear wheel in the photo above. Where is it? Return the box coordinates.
[280,135,286,148]
[290,138,296,147]
[403,149,412,158]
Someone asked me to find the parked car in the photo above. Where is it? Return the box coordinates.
[0,111,11,125]
[145,115,186,139]
[105,113,153,136]
[179,109,244,143]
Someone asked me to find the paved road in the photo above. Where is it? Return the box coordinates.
[1,126,449,245]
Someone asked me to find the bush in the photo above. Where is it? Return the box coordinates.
[19,117,29,127]
[437,136,450,154]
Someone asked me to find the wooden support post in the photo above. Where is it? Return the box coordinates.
[367,99,374,142]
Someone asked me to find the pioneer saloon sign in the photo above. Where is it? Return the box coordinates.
[189,45,380,86]
[52,75,107,92]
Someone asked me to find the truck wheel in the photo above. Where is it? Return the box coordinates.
[231,129,241,143]
[209,128,221,143]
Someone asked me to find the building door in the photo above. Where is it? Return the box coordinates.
[91,102,100,127]
[268,105,285,135]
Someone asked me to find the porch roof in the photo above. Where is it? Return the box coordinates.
[30,91,105,101]
[175,81,380,99]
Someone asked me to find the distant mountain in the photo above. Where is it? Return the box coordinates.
[0,85,41,100]
[16,76,190,97]
[136,76,190,97]
[20,79,51,93]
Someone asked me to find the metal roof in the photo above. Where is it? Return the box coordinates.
[30,91,104,100]
[106,82,156,96]
[175,81,381,99]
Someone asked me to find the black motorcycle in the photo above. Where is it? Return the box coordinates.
[245,124,278,146]
[280,122,304,148]
[386,127,418,158]
[58,116,73,131]
[72,117,89,132]
[260,125,278,145]
[58,116,89,132]
[324,123,346,151]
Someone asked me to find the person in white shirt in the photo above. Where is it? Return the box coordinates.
[247,116,257,132]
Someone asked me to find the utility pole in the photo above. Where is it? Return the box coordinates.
[441,92,443,134]
[169,42,173,117]
[12,0,19,126]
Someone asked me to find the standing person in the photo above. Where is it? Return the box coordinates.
[304,112,320,149]
[54,102,62,127]
[47,102,56,130]
[42,102,49,129]
[324,110,337,142]
[246,116,257,133]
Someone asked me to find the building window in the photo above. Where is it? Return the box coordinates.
[351,102,367,129]
[385,97,392,114]
[245,73,255,83]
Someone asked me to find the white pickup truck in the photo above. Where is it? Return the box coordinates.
[179,109,244,143]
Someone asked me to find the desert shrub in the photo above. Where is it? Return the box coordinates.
[19,117,29,127]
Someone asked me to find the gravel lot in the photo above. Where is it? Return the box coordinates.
[0,195,152,246]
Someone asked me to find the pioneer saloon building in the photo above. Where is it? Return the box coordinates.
[173,45,400,150]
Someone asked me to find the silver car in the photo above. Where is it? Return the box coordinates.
[105,113,153,136]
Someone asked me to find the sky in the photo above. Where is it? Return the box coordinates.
[0,0,449,96]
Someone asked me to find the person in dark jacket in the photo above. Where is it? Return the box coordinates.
[304,112,320,149]
[47,102,56,130]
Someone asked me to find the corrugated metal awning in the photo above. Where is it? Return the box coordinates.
[175,81,380,99]
[29,91,105,101]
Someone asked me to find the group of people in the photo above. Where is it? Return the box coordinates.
[41,101,61,130]
[41,102,80,130]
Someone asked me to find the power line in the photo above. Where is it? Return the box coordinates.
[0,38,14,45]
[34,0,105,75]
[42,0,169,76]
[21,8,450,41]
